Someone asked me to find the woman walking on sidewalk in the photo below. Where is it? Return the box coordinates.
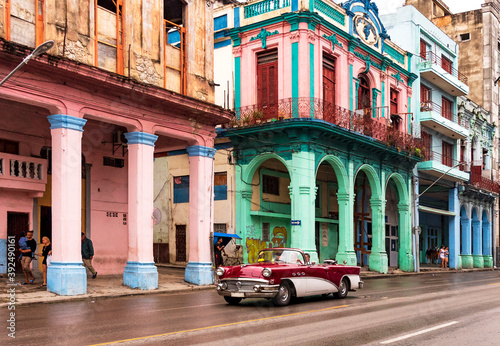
[35,236,51,287]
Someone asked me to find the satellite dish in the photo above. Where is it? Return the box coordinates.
[152,208,162,225]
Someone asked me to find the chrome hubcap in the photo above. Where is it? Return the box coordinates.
[279,286,289,301]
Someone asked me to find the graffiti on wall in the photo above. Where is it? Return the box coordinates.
[246,226,288,263]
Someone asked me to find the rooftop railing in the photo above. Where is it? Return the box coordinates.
[420,51,468,86]
[244,0,291,18]
[233,98,424,156]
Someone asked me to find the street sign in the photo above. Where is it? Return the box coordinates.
[291,220,301,226]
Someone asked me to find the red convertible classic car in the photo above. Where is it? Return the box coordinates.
[215,248,363,306]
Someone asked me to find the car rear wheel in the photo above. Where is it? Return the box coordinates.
[272,281,293,306]
[224,296,242,305]
[334,278,348,299]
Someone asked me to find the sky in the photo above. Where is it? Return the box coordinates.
[375,0,486,15]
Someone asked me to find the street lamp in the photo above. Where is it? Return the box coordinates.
[413,161,467,272]
[0,40,54,87]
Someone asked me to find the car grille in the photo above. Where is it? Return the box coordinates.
[225,280,261,292]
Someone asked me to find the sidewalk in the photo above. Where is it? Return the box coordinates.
[1,264,496,307]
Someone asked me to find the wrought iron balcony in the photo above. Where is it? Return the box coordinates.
[417,149,470,182]
[469,165,499,194]
[232,98,424,156]
[0,153,47,195]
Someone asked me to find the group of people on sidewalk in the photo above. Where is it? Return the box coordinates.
[18,231,98,287]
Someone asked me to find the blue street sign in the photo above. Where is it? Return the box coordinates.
[291,220,301,226]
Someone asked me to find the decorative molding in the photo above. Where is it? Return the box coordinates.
[322,33,343,52]
[308,31,316,44]
[124,132,158,147]
[186,145,216,159]
[233,46,242,57]
[289,31,300,43]
[47,114,87,132]
[250,28,279,49]
[391,71,404,86]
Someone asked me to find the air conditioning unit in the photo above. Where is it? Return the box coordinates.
[112,131,127,145]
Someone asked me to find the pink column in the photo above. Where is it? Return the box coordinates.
[185,145,216,285]
[46,114,87,295]
[123,132,158,289]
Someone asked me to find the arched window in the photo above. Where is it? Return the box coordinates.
[357,75,371,110]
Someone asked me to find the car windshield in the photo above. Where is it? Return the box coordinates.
[257,249,304,264]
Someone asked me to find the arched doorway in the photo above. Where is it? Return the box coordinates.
[385,180,399,267]
[354,170,372,266]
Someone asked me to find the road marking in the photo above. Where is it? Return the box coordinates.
[89,304,349,345]
[380,321,458,344]
[488,283,500,286]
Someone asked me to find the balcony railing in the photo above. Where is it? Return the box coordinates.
[420,100,468,129]
[233,98,424,156]
[469,165,500,193]
[423,150,460,168]
[0,153,47,185]
[421,51,468,86]
[244,0,291,18]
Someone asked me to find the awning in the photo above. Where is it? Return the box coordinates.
[418,205,456,216]
[213,232,242,246]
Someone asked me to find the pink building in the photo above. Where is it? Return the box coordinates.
[0,0,232,295]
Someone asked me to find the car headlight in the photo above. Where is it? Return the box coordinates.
[216,267,225,276]
[262,268,272,278]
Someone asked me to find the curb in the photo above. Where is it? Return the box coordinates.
[361,267,495,280]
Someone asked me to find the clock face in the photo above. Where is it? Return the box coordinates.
[354,14,379,46]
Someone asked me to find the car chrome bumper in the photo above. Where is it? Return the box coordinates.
[216,278,279,298]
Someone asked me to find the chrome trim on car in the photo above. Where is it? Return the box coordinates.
[220,278,269,284]
[217,277,279,298]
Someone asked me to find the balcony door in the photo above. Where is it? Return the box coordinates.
[442,97,452,120]
[257,49,278,118]
[323,55,336,107]
[357,75,371,110]
[420,84,431,111]
[442,141,453,167]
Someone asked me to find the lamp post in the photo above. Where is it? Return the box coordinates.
[0,40,54,87]
[413,161,466,272]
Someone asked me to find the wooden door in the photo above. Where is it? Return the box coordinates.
[323,57,336,107]
[257,50,278,118]
[175,225,186,262]
[420,39,427,60]
[442,97,452,120]
[420,84,431,111]
[442,142,453,167]
[357,75,371,110]
[7,212,30,273]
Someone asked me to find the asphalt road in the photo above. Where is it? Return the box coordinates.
[4,270,500,345]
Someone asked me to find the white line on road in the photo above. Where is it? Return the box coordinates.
[380,321,459,344]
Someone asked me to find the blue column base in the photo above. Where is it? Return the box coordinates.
[185,262,213,285]
[47,262,87,296]
[123,262,158,290]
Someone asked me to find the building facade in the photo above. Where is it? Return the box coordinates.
[400,0,499,267]
[0,0,233,294]
[212,0,424,274]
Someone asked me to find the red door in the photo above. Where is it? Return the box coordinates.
[442,97,452,120]
[257,50,278,119]
[442,142,453,167]
[420,39,427,60]
[323,57,336,121]
[420,84,431,111]
[441,55,452,74]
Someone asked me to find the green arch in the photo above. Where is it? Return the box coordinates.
[355,164,381,198]
[385,172,409,203]
[315,155,349,194]
[242,153,292,184]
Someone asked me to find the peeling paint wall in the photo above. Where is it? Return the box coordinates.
[0,0,215,102]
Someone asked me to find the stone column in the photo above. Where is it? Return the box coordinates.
[368,198,388,274]
[288,149,317,263]
[47,114,87,295]
[398,203,414,272]
[335,193,357,266]
[460,218,473,269]
[472,219,484,268]
[483,217,493,268]
[184,145,216,285]
[123,132,158,290]
[448,187,461,269]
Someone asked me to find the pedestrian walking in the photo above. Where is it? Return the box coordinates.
[214,237,225,267]
[35,236,52,287]
[439,245,446,268]
[81,232,97,279]
[20,230,36,284]
[444,246,449,268]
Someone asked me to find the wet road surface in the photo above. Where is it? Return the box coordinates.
[4,270,500,345]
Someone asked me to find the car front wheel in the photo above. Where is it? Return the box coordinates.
[334,278,348,299]
[272,281,293,306]
[224,296,242,305]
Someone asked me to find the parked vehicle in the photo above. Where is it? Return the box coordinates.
[215,248,363,306]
